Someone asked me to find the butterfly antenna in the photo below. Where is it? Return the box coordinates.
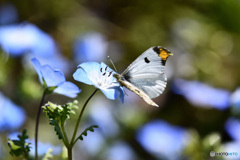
[107,56,118,72]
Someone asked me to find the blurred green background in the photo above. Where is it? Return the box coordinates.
[1,0,240,159]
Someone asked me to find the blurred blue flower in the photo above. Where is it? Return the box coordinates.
[231,87,240,108]
[0,3,18,25]
[73,32,107,62]
[89,97,119,137]
[225,118,240,142]
[105,141,136,160]
[32,58,81,98]
[73,62,124,102]
[172,79,230,110]
[80,129,105,155]
[0,23,56,57]
[0,23,70,72]
[136,120,189,160]
[0,92,25,132]
[29,140,62,156]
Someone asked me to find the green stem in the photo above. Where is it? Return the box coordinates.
[60,122,69,147]
[69,89,98,151]
[24,149,30,160]
[67,146,72,160]
[35,91,47,160]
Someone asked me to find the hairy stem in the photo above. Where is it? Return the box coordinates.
[61,122,69,147]
[69,89,98,154]
[35,91,46,160]
[67,146,72,160]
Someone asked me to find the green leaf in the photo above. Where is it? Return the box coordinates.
[76,125,98,141]
[61,104,71,124]
[42,148,53,160]
[43,101,79,142]
[49,120,64,139]
[8,129,31,158]
[8,140,21,150]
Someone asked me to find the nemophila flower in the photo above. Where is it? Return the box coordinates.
[0,92,26,132]
[106,142,136,160]
[29,140,62,156]
[231,87,240,108]
[73,32,107,62]
[172,79,230,110]
[225,118,240,142]
[32,58,80,98]
[136,120,189,160]
[73,62,124,102]
[0,23,56,57]
[0,23,70,72]
[89,97,120,137]
[73,32,123,64]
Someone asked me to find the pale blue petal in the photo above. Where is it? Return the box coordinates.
[101,86,124,102]
[101,88,117,100]
[77,62,101,74]
[73,68,94,85]
[100,62,108,69]
[74,62,102,85]
[54,81,81,98]
[31,58,43,84]
[41,65,65,87]
[100,62,118,83]
[74,61,124,101]
[118,86,125,103]
[100,62,116,73]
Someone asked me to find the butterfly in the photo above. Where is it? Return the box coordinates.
[114,46,173,107]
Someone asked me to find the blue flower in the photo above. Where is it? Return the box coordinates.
[31,57,81,98]
[73,62,124,102]
[89,97,120,137]
[0,92,26,132]
[172,79,230,110]
[0,23,56,57]
[0,23,70,72]
[225,118,240,142]
[136,120,189,160]
[105,142,136,160]
[231,87,240,108]
[73,32,107,62]
[29,140,62,156]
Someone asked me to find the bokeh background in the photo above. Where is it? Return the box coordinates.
[1,0,240,160]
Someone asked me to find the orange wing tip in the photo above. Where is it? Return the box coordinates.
[159,49,173,60]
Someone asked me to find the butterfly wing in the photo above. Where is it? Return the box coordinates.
[115,74,159,107]
[121,46,172,101]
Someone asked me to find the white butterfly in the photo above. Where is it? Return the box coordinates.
[114,46,173,107]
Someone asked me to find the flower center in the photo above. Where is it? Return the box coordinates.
[97,66,115,88]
